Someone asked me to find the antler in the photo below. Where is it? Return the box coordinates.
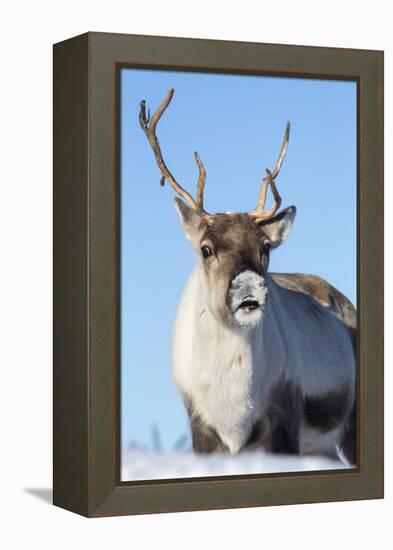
[249,121,291,222]
[139,89,290,224]
[139,88,212,220]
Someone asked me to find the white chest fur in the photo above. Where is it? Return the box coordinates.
[194,325,259,452]
[172,270,280,453]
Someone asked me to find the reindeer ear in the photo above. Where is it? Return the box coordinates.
[259,206,296,248]
[174,198,206,245]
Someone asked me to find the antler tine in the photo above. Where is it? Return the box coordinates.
[271,121,290,179]
[249,121,290,222]
[139,88,201,212]
[194,151,206,210]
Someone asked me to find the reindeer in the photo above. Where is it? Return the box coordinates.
[139,89,356,465]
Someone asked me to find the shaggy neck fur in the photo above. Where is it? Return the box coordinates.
[172,268,285,453]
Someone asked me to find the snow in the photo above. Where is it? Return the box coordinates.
[121,449,350,481]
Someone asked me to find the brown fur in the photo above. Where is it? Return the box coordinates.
[266,378,303,454]
[271,273,356,330]
[201,214,266,275]
[304,386,352,432]
[197,214,269,324]
[183,395,229,453]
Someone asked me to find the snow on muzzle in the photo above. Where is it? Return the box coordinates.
[228,270,268,328]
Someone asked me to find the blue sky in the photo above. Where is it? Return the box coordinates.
[120,68,356,453]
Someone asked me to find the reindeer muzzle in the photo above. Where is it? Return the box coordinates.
[228,270,268,327]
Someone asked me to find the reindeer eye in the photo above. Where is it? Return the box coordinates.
[201,245,212,258]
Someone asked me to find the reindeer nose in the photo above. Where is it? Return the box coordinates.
[229,269,268,320]
[230,270,265,291]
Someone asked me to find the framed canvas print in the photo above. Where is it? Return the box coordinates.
[53,32,383,517]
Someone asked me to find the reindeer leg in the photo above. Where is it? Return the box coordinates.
[183,395,229,454]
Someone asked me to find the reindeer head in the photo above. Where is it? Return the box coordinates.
[139,89,296,328]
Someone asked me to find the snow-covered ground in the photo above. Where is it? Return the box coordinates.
[121,449,350,481]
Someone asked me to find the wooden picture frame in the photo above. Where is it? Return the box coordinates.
[53,32,384,517]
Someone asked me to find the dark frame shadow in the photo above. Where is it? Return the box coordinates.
[24,488,53,504]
